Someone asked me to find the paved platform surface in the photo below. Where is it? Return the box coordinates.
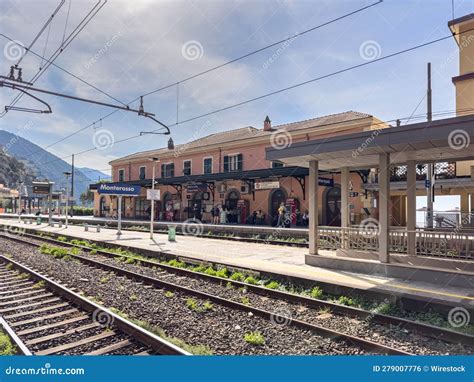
[1,218,473,308]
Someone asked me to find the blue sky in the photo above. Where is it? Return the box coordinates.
[0,0,473,173]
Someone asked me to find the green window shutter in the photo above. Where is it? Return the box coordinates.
[237,154,243,171]
[223,156,229,172]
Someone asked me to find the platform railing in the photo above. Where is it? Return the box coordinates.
[316,226,473,260]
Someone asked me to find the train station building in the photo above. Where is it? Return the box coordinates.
[91,13,474,233]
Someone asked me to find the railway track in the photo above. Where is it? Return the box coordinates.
[0,254,188,356]
[0,233,413,355]
[3,233,472,355]
[10,231,473,346]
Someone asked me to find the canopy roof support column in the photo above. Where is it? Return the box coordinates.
[309,160,319,255]
[341,167,350,249]
[379,153,390,263]
[406,160,417,255]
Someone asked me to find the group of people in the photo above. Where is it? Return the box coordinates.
[275,202,309,228]
[246,210,266,225]
[208,204,230,224]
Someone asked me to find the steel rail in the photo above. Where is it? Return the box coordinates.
[0,234,414,355]
[5,230,473,347]
[0,254,189,355]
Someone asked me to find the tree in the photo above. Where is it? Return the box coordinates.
[80,190,94,206]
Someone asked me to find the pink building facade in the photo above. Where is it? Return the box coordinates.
[93,111,386,226]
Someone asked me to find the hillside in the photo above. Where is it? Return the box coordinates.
[0,130,97,200]
[78,167,110,183]
[0,149,35,188]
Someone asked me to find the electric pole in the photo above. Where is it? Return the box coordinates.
[426,62,434,229]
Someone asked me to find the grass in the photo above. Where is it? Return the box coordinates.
[241,296,250,305]
[244,331,265,346]
[0,331,16,355]
[310,287,324,299]
[32,281,45,289]
[108,308,213,355]
[100,276,110,284]
[244,276,258,285]
[230,272,245,282]
[265,281,280,290]
[44,232,474,335]
[129,294,138,301]
[5,263,13,271]
[164,291,174,298]
[186,298,213,312]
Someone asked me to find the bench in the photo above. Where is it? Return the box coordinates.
[84,224,101,233]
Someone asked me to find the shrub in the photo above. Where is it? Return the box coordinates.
[310,287,324,299]
[215,268,229,278]
[244,331,265,346]
[244,276,258,285]
[265,281,280,290]
[230,272,244,282]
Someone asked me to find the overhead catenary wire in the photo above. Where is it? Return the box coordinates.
[36,28,471,166]
[1,0,109,117]
[16,0,65,66]
[19,0,383,156]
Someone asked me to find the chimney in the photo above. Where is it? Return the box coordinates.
[448,13,474,116]
[263,115,272,131]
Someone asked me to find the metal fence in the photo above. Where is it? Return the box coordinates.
[317,226,473,260]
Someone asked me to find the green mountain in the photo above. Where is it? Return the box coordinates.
[0,130,96,201]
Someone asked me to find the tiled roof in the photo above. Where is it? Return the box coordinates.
[110,111,372,164]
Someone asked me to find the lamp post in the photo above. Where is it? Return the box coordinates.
[150,157,159,240]
[63,172,72,228]
[18,181,23,222]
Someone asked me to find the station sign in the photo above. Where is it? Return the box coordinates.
[187,182,208,193]
[318,178,334,187]
[147,189,161,201]
[32,182,52,195]
[98,183,141,196]
[255,181,280,190]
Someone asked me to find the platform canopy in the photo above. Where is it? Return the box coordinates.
[266,114,474,264]
[266,114,474,171]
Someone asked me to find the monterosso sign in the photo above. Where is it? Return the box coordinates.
[98,183,141,196]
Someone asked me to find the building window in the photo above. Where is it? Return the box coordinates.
[118,169,125,182]
[161,163,175,178]
[183,160,192,176]
[223,154,243,172]
[203,158,212,174]
[139,166,146,180]
[272,161,284,168]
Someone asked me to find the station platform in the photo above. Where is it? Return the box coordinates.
[0,217,473,315]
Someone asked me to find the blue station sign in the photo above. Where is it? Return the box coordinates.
[318,177,334,187]
[97,183,141,196]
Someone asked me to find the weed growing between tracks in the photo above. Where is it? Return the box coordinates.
[0,331,16,355]
[29,233,474,335]
[108,308,213,355]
